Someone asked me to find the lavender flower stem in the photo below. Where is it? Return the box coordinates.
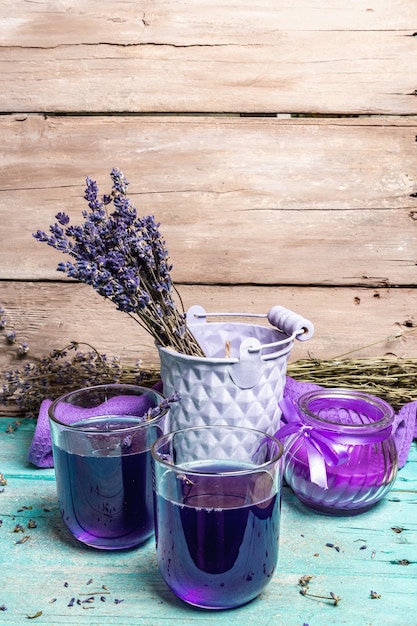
[33,169,205,358]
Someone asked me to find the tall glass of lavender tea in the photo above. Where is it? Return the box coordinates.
[151,425,284,609]
[49,384,168,550]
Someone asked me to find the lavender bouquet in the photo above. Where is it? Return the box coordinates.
[33,168,204,357]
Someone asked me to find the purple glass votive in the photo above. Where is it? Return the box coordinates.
[278,389,398,515]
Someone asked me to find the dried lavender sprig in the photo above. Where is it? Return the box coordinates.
[299,587,341,606]
[0,341,160,418]
[6,330,16,344]
[145,392,181,420]
[33,169,204,357]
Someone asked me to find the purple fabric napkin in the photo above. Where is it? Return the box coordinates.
[27,394,155,468]
[284,377,416,469]
[27,377,416,469]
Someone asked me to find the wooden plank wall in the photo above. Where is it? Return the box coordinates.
[1,0,417,375]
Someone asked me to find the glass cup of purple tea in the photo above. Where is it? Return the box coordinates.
[151,424,284,610]
[49,384,168,550]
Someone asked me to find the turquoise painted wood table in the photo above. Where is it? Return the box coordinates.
[1,417,416,626]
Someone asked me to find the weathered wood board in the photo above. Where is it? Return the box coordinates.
[1,419,416,625]
[1,1,416,114]
[1,282,417,374]
[1,116,417,285]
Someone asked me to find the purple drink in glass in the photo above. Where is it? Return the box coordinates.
[53,416,155,548]
[152,426,283,609]
[49,384,167,550]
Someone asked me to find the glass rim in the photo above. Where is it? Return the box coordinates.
[298,388,394,432]
[151,424,284,476]
[48,383,167,432]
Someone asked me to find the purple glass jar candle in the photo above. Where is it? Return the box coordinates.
[277,389,398,515]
